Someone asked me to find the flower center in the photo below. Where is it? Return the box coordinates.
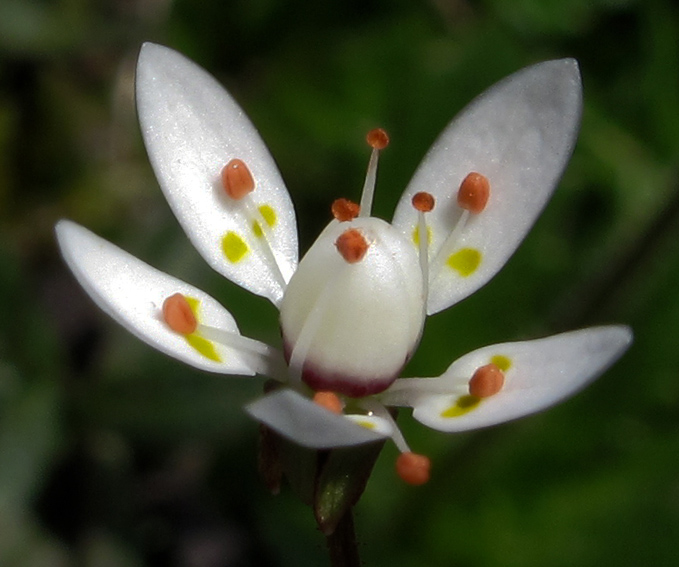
[279,130,425,397]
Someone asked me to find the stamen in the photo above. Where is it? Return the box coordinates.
[412,192,435,302]
[331,198,360,222]
[241,199,288,288]
[197,323,287,378]
[162,293,197,335]
[396,452,431,486]
[218,160,287,289]
[221,158,255,200]
[335,228,369,263]
[412,191,435,212]
[468,363,505,398]
[457,172,490,214]
[358,398,411,453]
[366,128,389,150]
[359,128,389,217]
[313,391,343,414]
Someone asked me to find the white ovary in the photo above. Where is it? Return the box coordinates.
[280,217,425,397]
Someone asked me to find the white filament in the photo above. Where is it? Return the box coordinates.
[197,323,286,378]
[358,148,380,217]
[358,398,411,453]
[241,195,288,288]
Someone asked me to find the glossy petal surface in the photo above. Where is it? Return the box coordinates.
[392,59,582,314]
[136,43,298,306]
[381,327,632,432]
[56,220,266,375]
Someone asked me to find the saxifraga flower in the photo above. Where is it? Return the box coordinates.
[56,43,632,487]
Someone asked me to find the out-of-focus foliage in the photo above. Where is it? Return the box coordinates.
[1,0,678,566]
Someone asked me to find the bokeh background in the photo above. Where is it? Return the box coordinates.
[1,0,678,565]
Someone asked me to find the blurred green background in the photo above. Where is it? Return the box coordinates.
[1,0,678,565]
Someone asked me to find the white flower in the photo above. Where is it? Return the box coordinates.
[56,43,632,484]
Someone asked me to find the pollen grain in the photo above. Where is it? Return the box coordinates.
[162,293,198,335]
[221,158,255,200]
[457,172,490,214]
[396,452,431,486]
[366,128,389,150]
[313,391,343,414]
[468,363,505,398]
[412,191,435,212]
[331,198,360,222]
[335,228,369,263]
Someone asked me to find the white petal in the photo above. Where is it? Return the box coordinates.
[56,220,273,376]
[381,326,632,432]
[344,414,394,437]
[136,43,298,306]
[245,389,390,448]
[392,59,582,314]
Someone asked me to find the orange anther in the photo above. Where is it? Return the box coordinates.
[335,228,369,263]
[366,128,389,150]
[468,363,505,398]
[396,452,431,486]
[457,172,490,214]
[221,158,255,200]
[312,391,343,414]
[412,191,435,212]
[331,198,360,222]
[162,293,197,335]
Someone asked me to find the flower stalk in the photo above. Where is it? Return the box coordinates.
[326,511,361,567]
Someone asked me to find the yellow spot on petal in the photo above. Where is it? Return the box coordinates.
[180,297,222,362]
[447,248,481,277]
[259,204,276,226]
[355,420,376,430]
[184,296,200,315]
[253,204,277,238]
[491,355,512,372]
[186,334,222,362]
[222,231,249,262]
[412,225,432,246]
[441,395,481,418]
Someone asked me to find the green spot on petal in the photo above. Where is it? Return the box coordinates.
[440,395,481,418]
[355,420,376,430]
[447,248,481,277]
[253,204,277,238]
[491,354,512,372]
[222,231,248,262]
[186,333,222,362]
